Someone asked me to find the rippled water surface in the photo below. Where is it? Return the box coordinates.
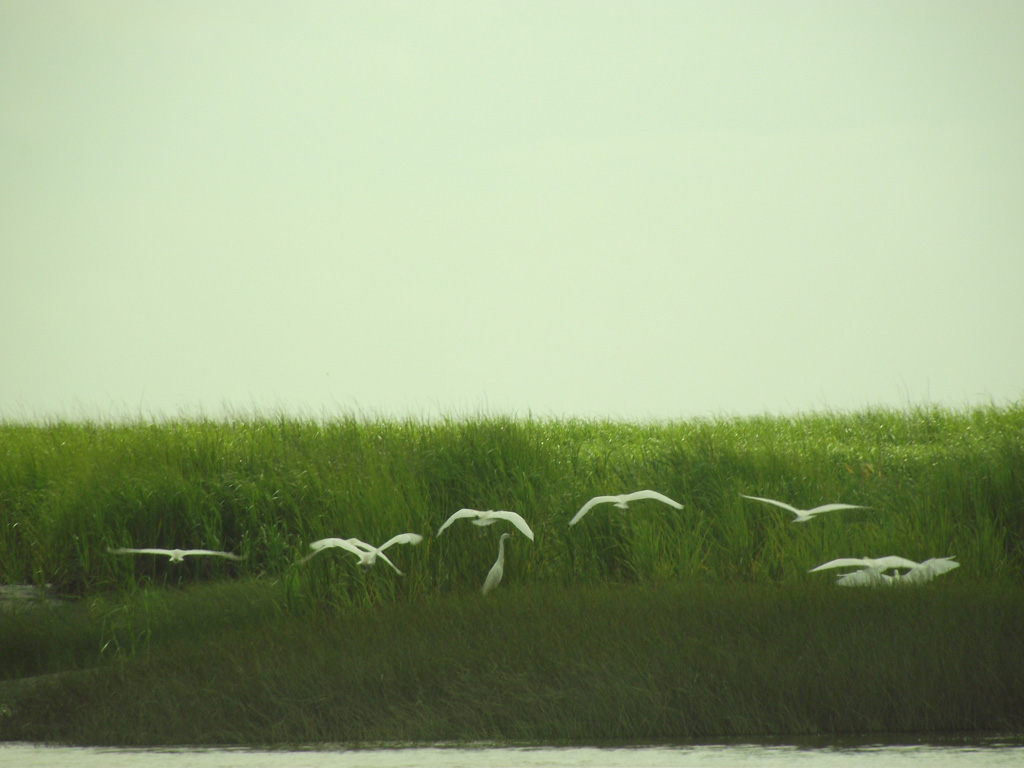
[3,740,1023,768]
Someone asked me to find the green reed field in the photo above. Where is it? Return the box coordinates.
[1,405,1023,744]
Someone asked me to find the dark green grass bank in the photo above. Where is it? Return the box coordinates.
[1,579,1021,745]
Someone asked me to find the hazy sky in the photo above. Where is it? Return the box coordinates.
[2,2,1022,422]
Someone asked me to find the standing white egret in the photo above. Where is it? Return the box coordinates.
[569,490,683,526]
[108,547,245,563]
[482,533,512,595]
[437,509,534,541]
[740,494,868,523]
[300,533,423,574]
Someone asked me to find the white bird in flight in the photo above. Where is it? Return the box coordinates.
[811,555,919,580]
[107,547,245,563]
[740,494,868,523]
[569,490,683,526]
[900,556,960,584]
[482,533,512,595]
[300,533,423,574]
[833,568,896,587]
[811,555,959,586]
[437,509,534,541]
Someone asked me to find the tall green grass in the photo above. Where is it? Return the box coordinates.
[2,406,1022,605]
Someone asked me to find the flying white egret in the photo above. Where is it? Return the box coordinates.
[810,555,920,581]
[299,533,423,574]
[482,533,512,595]
[569,490,683,526]
[740,494,868,523]
[900,556,960,584]
[437,509,534,541]
[811,555,920,574]
[834,568,896,587]
[812,555,959,587]
[107,547,244,563]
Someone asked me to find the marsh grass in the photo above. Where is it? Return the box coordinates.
[2,406,1022,605]
[1,578,1021,745]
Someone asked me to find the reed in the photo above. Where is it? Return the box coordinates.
[2,406,1021,604]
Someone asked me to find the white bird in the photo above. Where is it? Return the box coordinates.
[300,533,423,574]
[834,568,896,587]
[812,555,959,587]
[900,556,960,584]
[107,547,244,563]
[740,494,868,523]
[811,555,920,575]
[482,533,512,595]
[437,509,534,541]
[569,490,683,526]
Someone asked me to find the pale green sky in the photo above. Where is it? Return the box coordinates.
[2,2,1022,421]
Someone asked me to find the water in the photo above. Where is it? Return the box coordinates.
[2,741,1023,768]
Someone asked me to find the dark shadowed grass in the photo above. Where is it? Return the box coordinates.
[1,578,1021,745]
[0,578,283,681]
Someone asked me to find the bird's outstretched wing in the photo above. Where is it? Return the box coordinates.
[343,538,375,553]
[811,555,919,573]
[740,495,800,515]
[742,495,866,521]
[869,555,920,571]
[378,533,425,551]
[374,533,423,573]
[810,557,874,572]
[622,490,683,509]
[437,509,481,536]
[108,547,168,556]
[569,496,618,526]
[299,537,364,564]
[181,549,244,560]
[477,511,534,540]
[903,557,959,583]
[372,550,404,574]
[343,536,421,574]
[805,503,869,515]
